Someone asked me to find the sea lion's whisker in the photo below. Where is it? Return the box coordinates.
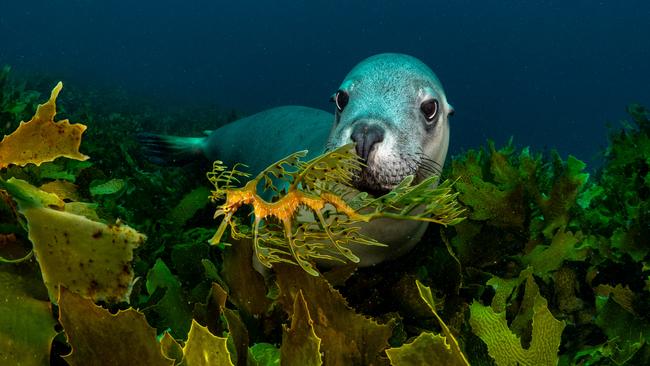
[418,154,443,169]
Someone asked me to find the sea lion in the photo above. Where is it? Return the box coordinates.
[139,53,453,266]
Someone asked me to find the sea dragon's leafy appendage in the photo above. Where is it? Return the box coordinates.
[207,144,465,276]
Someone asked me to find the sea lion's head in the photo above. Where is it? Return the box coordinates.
[326,53,453,195]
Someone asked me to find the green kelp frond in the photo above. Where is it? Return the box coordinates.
[0,65,41,124]
[207,144,465,276]
[579,103,650,263]
[451,139,588,236]
[469,271,565,366]
[448,139,591,271]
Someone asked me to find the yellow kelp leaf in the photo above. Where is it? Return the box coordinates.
[58,288,173,366]
[1,177,145,303]
[180,319,234,366]
[193,282,249,366]
[0,267,57,366]
[0,82,88,169]
[385,281,470,366]
[275,263,393,366]
[160,332,184,365]
[469,278,565,366]
[386,281,469,365]
[1,176,64,209]
[387,332,461,366]
[280,290,322,366]
[40,179,81,201]
[63,201,101,221]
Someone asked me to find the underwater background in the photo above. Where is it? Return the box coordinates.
[2,0,649,165]
[1,1,650,366]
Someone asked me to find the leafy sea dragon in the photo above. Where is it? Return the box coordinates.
[207,144,464,276]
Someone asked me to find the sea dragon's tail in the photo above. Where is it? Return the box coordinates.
[136,133,206,165]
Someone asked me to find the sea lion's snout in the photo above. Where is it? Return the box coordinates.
[344,118,407,195]
[350,123,384,162]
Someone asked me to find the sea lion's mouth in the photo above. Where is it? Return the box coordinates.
[351,158,417,195]
[352,179,390,197]
[350,148,443,196]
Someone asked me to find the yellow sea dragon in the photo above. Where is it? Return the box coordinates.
[207,144,465,276]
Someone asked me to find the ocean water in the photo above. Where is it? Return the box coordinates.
[1,1,649,166]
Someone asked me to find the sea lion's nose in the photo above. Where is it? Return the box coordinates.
[350,123,384,162]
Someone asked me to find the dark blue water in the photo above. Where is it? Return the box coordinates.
[1,1,649,167]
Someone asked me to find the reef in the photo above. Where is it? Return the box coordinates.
[1,67,650,365]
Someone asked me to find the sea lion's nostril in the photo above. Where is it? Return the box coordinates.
[351,124,384,161]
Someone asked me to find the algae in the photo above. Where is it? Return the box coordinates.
[1,71,649,365]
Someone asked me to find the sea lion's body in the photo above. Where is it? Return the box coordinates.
[140,53,453,267]
[202,106,333,174]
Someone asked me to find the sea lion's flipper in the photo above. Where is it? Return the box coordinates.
[136,133,206,165]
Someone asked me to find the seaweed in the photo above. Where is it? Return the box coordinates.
[1,71,650,365]
[385,281,470,365]
[469,271,565,366]
[0,65,40,126]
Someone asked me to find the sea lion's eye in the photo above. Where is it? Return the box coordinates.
[420,99,439,123]
[335,90,349,112]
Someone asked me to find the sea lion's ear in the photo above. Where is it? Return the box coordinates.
[448,104,455,117]
[329,93,337,103]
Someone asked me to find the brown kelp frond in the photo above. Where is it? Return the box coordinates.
[207,143,465,276]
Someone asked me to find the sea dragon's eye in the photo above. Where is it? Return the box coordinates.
[420,99,439,123]
[335,90,349,112]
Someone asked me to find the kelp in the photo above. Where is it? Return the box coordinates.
[448,139,591,274]
[580,104,650,262]
[445,105,650,365]
[166,186,211,227]
[144,259,193,338]
[58,288,173,366]
[469,270,565,366]
[197,283,250,366]
[280,290,322,366]
[0,84,145,303]
[207,144,465,276]
[385,281,470,366]
[274,263,394,365]
[0,82,88,169]
[1,177,145,303]
[2,71,650,365]
[0,266,57,366]
[0,65,40,124]
[181,320,234,366]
